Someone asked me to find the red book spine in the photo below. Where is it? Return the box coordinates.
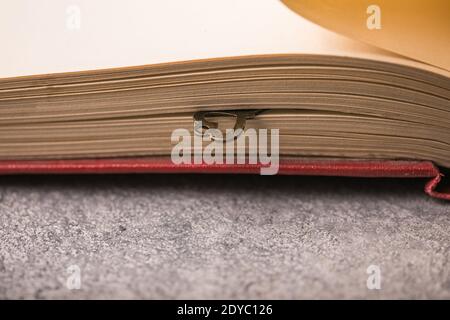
[0,158,448,200]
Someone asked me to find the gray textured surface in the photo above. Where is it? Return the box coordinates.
[0,174,449,299]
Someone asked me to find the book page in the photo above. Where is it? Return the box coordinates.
[0,0,446,78]
[283,0,450,71]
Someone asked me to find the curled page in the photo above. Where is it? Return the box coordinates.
[282,0,450,71]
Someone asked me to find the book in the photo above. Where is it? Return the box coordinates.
[0,0,449,199]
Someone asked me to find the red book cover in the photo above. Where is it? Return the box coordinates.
[0,158,448,200]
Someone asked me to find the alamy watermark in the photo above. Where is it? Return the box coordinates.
[366,264,381,290]
[66,264,81,290]
[66,5,81,31]
[171,121,280,175]
[366,5,382,30]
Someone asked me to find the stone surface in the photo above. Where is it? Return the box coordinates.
[0,174,448,299]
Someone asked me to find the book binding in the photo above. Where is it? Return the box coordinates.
[0,158,448,200]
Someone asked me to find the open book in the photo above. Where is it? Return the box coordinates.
[1,0,449,198]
